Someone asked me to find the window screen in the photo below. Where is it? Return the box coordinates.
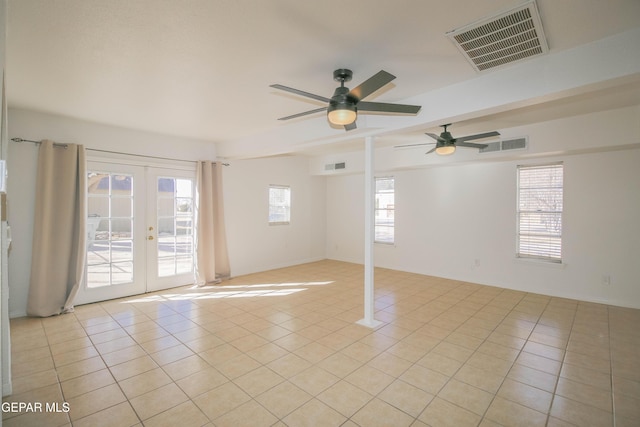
[517,163,563,262]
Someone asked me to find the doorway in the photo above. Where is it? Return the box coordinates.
[75,161,196,305]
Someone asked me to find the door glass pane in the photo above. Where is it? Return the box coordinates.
[158,218,175,235]
[158,257,176,277]
[112,175,132,196]
[176,197,192,214]
[177,219,193,236]
[157,177,195,277]
[176,255,194,274]
[87,264,110,288]
[111,198,132,218]
[112,262,133,285]
[158,236,176,257]
[111,219,132,239]
[88,198,109,218]
[111,240,133,262]
[86,171,135,288]
[158,198,174,217]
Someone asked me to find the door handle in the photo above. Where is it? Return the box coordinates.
[147,236,154,240]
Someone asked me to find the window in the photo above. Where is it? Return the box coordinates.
[375,177,395,244]
[517,163,563,262]
[268,185,291,225]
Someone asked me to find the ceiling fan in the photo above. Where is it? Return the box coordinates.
[270,69,421,131]
[397,124,500,155]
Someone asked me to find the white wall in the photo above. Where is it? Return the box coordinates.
[7,108,216,317]
[6,105,640,318]
[325,109,640,309]
[7,110,327,316]
[223,155,326,277]
[311,106,640,176]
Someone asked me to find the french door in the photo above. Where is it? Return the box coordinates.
[75,161,196,305]
[146,168,196,292]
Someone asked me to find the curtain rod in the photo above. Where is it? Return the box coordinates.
[11,137,68,148]
[10,137,229,166]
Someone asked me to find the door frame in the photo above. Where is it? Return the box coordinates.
[75,154,196,305]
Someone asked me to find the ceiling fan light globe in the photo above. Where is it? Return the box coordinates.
[435,145,456,156]
[327,104,357,125]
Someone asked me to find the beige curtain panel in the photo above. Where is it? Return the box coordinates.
[27,140,87,317]
[195,161,230,285]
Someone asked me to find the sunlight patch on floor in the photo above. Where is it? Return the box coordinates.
[120,280,335,303]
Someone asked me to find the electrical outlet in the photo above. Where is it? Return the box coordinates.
[602,274,611,286]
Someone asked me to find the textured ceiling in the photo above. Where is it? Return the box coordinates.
[6,0,640,155]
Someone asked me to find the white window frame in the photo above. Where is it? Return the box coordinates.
[374,176,395,244]
[517,162,563,263]
[268,185,291,225]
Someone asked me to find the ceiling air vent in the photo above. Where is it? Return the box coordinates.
[446,0,548,72]
[479,137,528,154]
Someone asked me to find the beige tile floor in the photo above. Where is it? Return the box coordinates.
[3,260,640,426]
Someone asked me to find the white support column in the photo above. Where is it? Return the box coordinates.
[357,136,382,329]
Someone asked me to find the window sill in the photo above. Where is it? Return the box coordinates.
[513,257,567,269]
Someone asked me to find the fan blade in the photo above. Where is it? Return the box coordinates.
[344,122,357,131]
[456,142,488,149]
[277,107,327,121]
[357,101,421,114]
[426,132,445,142]
[426,147,437,154]
[270,84,331,103]
[393,142,432,148]
[349,70,396,101]
[456,131,500,142]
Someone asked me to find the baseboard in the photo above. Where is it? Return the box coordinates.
[230,256,326,278]
[9,309,26,319]
[3,379,12,397]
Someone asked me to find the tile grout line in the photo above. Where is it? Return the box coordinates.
[443,286,532,425]
[70,308,144,426]
[608,306,617,427]
[462,291,563,425]
[5,261,638,426]
[395,284,527,425]
[543,298,578,427]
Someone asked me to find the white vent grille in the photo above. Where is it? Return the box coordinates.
[480,137,528,153]
[480,141,501,153]
[325,162,346,171]
[447,0,548,72]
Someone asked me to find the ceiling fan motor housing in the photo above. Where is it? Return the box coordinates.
[436,140,455,148]
[328,85,357,125]
[330,86,358,108]
[440,131,456,143]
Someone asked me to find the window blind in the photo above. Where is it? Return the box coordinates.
[517,163,563,262]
